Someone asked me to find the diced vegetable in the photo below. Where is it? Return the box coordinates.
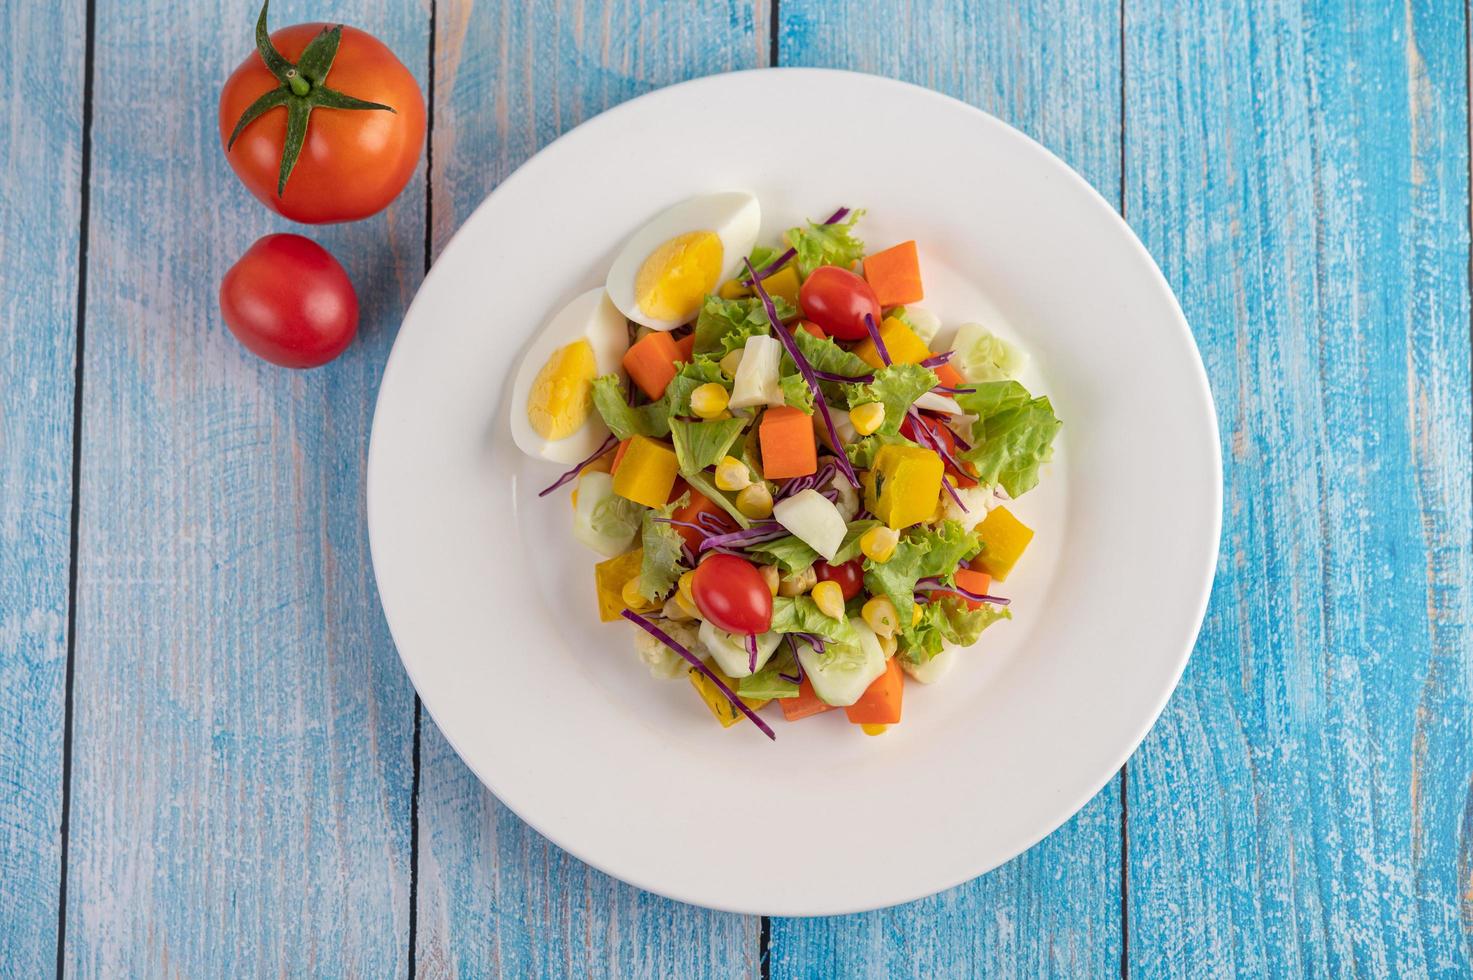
[674,333,695,363]
[594,548,644,621]
[670,488,734,550]
[844,657,904,724]
[622,331,683,400]
[729,334,784,409]
[933,361,966,390]
[571,471,642,557]
[698,621,782,678]
[893,306,940,345]
[945,568,993,608]
[971,505,1033,581]
[863,240,923,306]
[632,619,697,678]
[772,488,846,561]
[610,437,630,474]
[759,405,818,479]
[611,435,679,508]
[762,265,802,309]
[689,658,771,727]
[780,677,836,721]
[796,620,886,707]
[852,316,931,370]
[862,443,944,530]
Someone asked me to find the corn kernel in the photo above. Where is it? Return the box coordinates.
[719,349,744,378]
[759,563,780,596]
[912,603,923,626]
[736,482,774,519]
[714,456,752,492]
[690,382,730,420]
[622,577,655,611]
[862,596,898,637]
[678,570,696,605]
[778,565,816,597]
[849,402,885,436]
[860,723,889,736]
[860,525,899,563]
[812,580,845,619]
[877,633,898,659]
[675,590,700,620]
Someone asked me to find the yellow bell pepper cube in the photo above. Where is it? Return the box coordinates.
[759,265,802,309]
[611,435,678,508]
[719,278,750,299]
[688,659,771,728]
[594,548,644,622]
[852,316,932,370]
[973,506,1033,581]
[861,443,944,530]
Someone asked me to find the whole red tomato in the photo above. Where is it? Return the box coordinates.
[799,266,882,341]
[691,554,773,635]
[814,559,864,601]
[219,6,425,223]
[219,234,358,368]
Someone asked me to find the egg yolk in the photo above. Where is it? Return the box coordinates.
[527,339,597,440]
[634,231,723,323]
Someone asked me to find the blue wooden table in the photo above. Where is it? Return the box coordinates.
[3,0,1470,975]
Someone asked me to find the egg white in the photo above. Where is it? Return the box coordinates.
[605,191,762,331]
[509,288,629,464]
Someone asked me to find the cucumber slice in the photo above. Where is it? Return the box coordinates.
[796,618,886,707]
[698,621,781,678]
[900,645,956,684]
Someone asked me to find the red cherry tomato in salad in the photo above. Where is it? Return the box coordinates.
[219,234,358,368]
[691,554,773,635]
[814,558,864,601]
[798,266,882,341]
[900,412,978,488]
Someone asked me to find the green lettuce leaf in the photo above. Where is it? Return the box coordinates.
[862,520,982,625]
[900,596,1010,663]
[787,208,866,277]
[679,470,750,529]
[769,595,860,645]
[692,294,796,355]
[736,642,801,699]
[590,374,671,439]
[746,535,819,573]
[831,519,881,564]
[669,417,747,475]
[845,363,939,431]
[780,369,815,414]
[747,244,785,274]
[790,327,872,379]
[638,495,689,601]
[955,380,1062,497]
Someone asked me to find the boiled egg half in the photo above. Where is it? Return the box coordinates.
[605,191,761,331]
[510,288,628,464]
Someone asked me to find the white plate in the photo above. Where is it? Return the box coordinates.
[368,69,1220,915]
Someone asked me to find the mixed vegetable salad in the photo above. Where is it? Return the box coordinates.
[512,194,1061,739]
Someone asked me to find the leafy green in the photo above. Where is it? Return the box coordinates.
[787,208,866,277]
[680,470,750,529]
[955,380,1062,497]
[769,596,860,645]
[780,369,815,414]
[669,417,747,475]
[862,520,982,625]
[692,294,796,355]
[638,495,689,601]
[845,363,939,431]
[844,431,923,470]
[832,519,881,563]
[747,244,785,275]
[590,374,671,439]
[790,327,872,379]
[746,535,819,573]
[736,643,801,699]
[663,356,728,416]
[900,597,1010,663]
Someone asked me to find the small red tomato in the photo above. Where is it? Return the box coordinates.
[219,234,358,368]
[815,558,864,601]
[799,266,882,341]
[691,554,773,635]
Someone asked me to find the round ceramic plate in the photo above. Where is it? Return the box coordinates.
[368,68,1220,916]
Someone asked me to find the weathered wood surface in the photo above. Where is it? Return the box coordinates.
[1124,0,1473,974]
[0,0,86,976]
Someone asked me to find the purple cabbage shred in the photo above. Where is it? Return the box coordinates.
[537,434,618,497]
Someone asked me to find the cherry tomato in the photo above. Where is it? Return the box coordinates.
[798,266,882,341]
[900,413,978,488]
[219,234,358,368]
[814,559,864,601]
[219,13,426,223]
[691,554,773,635]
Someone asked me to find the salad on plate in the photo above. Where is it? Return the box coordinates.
[509,193,1061,739]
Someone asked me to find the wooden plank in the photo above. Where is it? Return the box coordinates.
[62,1,427,974]
[770,3,1124,976]
[1124,0,1473,973]
[415,2,767,976]
[0,0,86,974]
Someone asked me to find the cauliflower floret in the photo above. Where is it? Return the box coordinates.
[828,470,860,521]
[632,620,701,679]
[939,483,996,531]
